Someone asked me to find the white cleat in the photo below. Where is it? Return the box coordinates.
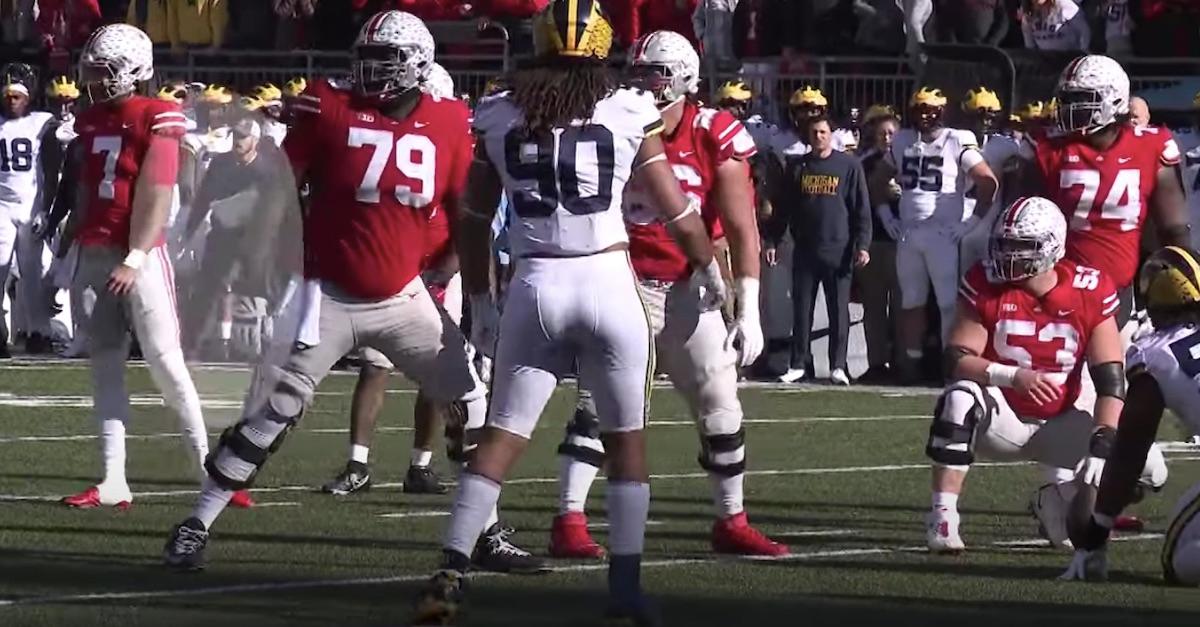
[926,508,965,553]
[830,368,850,386]
[1030,483,1075,551]
[1059,547,1108,581]
[778,368,807,384]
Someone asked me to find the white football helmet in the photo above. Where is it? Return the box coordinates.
[1055,55,1130,135]
[422,62,454,100]
[987,196,1067,283]
[353,11,435,103]
[629,30,699,109]
[79,24,154,102]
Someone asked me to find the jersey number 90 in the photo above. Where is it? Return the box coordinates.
[504,124,615,218]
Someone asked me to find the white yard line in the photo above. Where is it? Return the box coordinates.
[0,533,1162,607]
[377,511,451,519]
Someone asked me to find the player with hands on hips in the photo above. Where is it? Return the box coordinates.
[547,29,785,564]
[1061,246,1200,584]
[412,3,721,625]
[924,196,1166,554]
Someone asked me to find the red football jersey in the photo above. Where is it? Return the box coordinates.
[284,80,473,299]
[626,101,757,282]
[422,202,452,270]
[1033,124,1181,288]
[960,260,1120,418]
[75,96,188,249]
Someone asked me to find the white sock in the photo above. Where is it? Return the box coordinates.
[606,481,650,556]
[410,448,432,467]
[192,476,234,529]
[351,444,370,465]
[485,503,500,531]
[932,491,959,513]
[709,473,745,518]
[220,320,232,341]
[99,418,127,486]
[1042,463,1076,484]
[443,473,502,557]
[144,348,208,478]
[559,455,599,515]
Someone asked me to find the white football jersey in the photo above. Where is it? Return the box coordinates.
[743,114,779,151]
[0,111,55,221]
[1127,323,1200,436]
[769,126,854,163]
[891,127,981,225]
[473,87,663,258]
[1183,144,1200,251]
[964,132,1020,216]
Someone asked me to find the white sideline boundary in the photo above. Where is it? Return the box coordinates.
[0,533,1164,608]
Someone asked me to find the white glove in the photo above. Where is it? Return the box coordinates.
[949,215,981,244]
[876,205,903,241]
[1075,455,1106,488]
[1076,425,1116,488]
[468,292,500,358]
[692,258,727,313]
[1059,547,1108,582]
[724,278,763,367]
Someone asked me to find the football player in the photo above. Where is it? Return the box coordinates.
[546,30,784,561]
[60,25,253,510]
[770,85,856,161]
[879,86,998,383]
[926,196,1165,553]
[1022,55,1190,326]
[163,11,488,570]
[1,62,61,357]
[1061,246,1200,584]
[411,2,722,625]
[961,86,1022,271]
[246,82,287,147]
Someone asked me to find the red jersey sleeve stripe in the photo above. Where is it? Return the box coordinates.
[717,122,742,140]
[292,103,321,114]
[1101,300,1120,316]
[297,94,320,103]
[959,290,977,307]
[960,277,978,296]
[151,121,188,130]
[153,111,186,119]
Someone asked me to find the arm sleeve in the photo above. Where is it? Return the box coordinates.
[849,160,872,252]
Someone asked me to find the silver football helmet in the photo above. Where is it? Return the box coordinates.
[422,62,454,100]
[1055,55,1130,135]
[628,30,699,109]
[987,196,1067,283]
[79,24,154,102]
[353,11,435,103]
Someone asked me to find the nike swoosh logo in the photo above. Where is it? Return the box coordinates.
[414,121,428,128]
[679,151,694,158]
[1117,157,1131,164]
[1057,310,1074,317]
[122,123,133,129]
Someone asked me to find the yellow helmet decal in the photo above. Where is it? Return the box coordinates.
[789,85,827,107]
[157,84,185,103]
[46,75,79,100]
[283,76,308,98]
[200,84,233,105]
[1140,246,1200,314]
[963,86,1001,113]
[1017,100,1044,121]
[717,80,752,102]
[251,82,283,103]
[910,86,947,108]
[533,0,613,60]
[239,95,266,111]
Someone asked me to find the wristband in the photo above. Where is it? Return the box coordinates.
[734,277,760,321]
[666,197,700,224]
[985,363,1018,388]
[122,249,147,270]
[1088,425,1117,459]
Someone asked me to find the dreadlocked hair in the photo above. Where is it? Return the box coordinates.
[506,57,617,134]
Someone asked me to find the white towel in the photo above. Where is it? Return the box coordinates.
[297,279,322,347]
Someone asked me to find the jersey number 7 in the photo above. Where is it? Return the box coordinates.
[504,124,615,218]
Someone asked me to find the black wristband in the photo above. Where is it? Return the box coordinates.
[1089,425,1117,459]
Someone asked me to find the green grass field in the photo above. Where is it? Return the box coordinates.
[1,359,1198,627]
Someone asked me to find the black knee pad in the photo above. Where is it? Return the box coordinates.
[556,404,606,467]
[698,428,746,477]
[925,385,990,466]
[204,409,298,490]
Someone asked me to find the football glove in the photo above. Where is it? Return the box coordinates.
[468,292,500,358]
[1059,547,1108,582]
[724,277,763,367]
[692,259,727,313]
[1076,426,1116,488]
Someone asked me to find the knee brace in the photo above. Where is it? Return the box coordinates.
[444,400,470,464]
[926,382,991,467]
[204,405,298,490]
[556,396,606,468]
[698,427,746,477]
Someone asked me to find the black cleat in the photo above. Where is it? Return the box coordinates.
[471,523,548,574]
[411,569,466,626]
[403,465,448,494]
[164,517,209,572]
[604,599,662,627]
[24,333,52,355]
[321,461,371,495]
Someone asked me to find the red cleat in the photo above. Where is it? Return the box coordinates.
[548,512,606,559]
[62,485,131,510]
[712,512,790,557]
[229,490,256,509]
[1114,515,1145,532]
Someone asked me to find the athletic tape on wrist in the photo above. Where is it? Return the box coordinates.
[122,249,147,270]
[985,363,1018,388]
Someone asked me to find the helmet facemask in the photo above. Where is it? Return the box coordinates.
[788,103,824,132]
[988,234,1054,282]
[913,104,943,133]
[353,43,423,104]
[629,62,686,110]
[80,61,136,103]
[1056,88,1115,135]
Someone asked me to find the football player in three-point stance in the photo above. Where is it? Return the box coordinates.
[1,62,61,357]
[61,25,254,511]
[882,87,998,384]
[926,196,1165,553]
[1061,246,1200,584]
[547,30,785,561]
[412,1,723,624]
[163,10,488,569]
[1024,55,1190,326]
